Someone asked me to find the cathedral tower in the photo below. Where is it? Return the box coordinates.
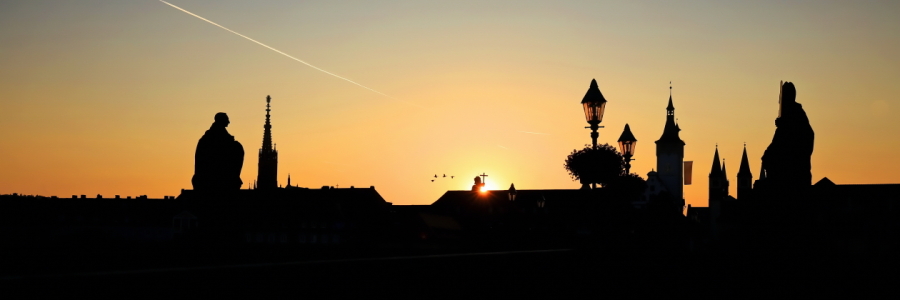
[257,95,278,190]
[708,146,730,238]
[655,85,685,206]
[708,146,729,204]
[737,144,753,200]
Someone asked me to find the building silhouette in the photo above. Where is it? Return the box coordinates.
[708,146,732,238]
[257,95,278,190]
[654,86,685,210]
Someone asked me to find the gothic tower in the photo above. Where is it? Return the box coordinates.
[655,85,685,207]
[708,147,729,238]
[737,144,753,200]
[708,146,729,203]
[257,95,278,190]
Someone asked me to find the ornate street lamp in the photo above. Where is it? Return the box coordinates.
[581,79,608,147]
[618,123,637,174]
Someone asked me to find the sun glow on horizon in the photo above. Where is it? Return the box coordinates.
[1,1,899,207]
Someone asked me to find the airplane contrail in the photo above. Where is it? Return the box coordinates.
[159,1,418,107]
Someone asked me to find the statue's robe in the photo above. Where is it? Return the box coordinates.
[191,125,244,191]
[761,83,814,190]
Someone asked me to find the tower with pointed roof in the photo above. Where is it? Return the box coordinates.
[737,144,753,200]
[257,95,278,190]
[708,146,730,238]
[655,84,686,207]
[708,146,729,204]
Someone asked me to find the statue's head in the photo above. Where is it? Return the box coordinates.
[781,82,796,104]
[214,112,230,127]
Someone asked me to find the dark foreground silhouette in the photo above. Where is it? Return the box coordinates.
[192,112,244,191]
[2,84,899,297]
[760,81,815,189]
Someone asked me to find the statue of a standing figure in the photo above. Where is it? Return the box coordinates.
[761,82,814,189]
[192,112,244,191]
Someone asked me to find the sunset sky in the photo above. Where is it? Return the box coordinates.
[1,0,899,208]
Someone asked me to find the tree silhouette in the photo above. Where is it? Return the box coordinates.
[608,173,647,192]
[564,144,625,188]
[607,172,648,202]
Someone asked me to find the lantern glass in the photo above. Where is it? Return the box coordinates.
[582,101,607,123]
[619,140,637,156]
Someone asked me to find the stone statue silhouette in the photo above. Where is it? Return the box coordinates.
[761,82,814,189]
[192,112,244,191]
[471,176,483,192]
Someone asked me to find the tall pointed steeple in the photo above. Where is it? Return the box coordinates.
[722,157,730,198]
[721,158,727,177]
[257,95,279,190]
[667,95,675,114]
[710,146,722,177]
[263,96,274,150]
[658,83,683,144]
[738,144,752,177]
[709,145,728,204]
[737,144,753,200]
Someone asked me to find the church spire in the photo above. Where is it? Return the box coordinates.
[657,83,683,144]
[721,158,727,177]
[257,95,279,190]
[667,82,675,113]
[738,143,752,178]
[710,145,722,177]
[737,143,754,200]
[654,81,686,212]
[262,95,273,152]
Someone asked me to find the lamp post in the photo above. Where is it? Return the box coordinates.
[581,79,608,148]
[618,123,637,174]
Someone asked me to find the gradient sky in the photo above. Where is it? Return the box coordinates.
[1,0,899,208]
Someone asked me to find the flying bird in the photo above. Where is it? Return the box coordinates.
[431,180,434,182]
[434,174,438,178]
[443,174,446,178]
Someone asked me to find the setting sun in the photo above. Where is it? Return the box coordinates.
[1,1,898,209]
[1,1,898,295]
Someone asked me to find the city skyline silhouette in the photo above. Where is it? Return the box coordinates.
[2,1,900,297]
[1,1,899,209]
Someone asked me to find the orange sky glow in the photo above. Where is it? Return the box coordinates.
[1,1,899,209]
